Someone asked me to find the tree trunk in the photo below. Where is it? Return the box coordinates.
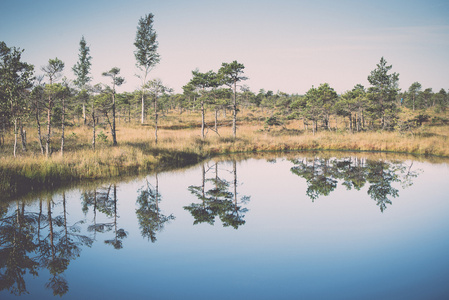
[36,106,44,155]
[61,96,65,156]
[155,96,158,144]
[83,103,86,125]
[46,96,52,157]
[13,118,17,157]
[92,105,96,150]
[349,113,353,133]
[361,110,365,129]
[201,100,205,139]
[20,120,27,152]
[112,92,117,146]
[233,81,237,138]
[215,109,218,132]
[233,160,237,206]
[141,92,145,124]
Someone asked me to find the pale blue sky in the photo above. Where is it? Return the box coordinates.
[1,0,448,94]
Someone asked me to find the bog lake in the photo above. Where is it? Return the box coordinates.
[1,152,449,299]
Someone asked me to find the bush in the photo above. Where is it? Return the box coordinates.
[97,131,108,143]
[265,116,283,126]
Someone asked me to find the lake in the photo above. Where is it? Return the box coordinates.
[1,152,449,299]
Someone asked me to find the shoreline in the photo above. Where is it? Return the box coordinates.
[2,129,449,201]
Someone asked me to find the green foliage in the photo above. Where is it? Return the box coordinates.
[290,157,419,212]
[42,58,64,84]
[0,41,34,122]
[97,131,108,143]
[366,57,400,129]
[134,13,160,72]
[72,36,92,88]
[302,83,338,133]
[265,116,283,126]
[218,61,247,86]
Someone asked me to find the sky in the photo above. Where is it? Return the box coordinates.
[1,0,448,95]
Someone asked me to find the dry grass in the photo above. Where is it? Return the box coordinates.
[1,107,449,199]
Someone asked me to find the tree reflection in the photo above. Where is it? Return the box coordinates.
[291,158,337,201]
[136,173,175,243]
[184,161,250,229]
[184,164,217,225]
[84,185,128,249]
[291,157,421,212]
[0,192,92,296]
[0,200,39,295]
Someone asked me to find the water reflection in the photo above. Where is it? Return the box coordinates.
[291,157,421,211]
[83,185,128,249]
[184,161,250,229]
[0,154,440,299]
[1,194,93,296]
[136,173,175,242]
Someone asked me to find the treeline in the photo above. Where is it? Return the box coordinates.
[1,13,448,158]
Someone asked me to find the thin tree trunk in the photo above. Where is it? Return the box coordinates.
[46,95,52,157]
[112,91,117,146]
[233,160,237,205]
[155,96,158,144]
[141,91,145,124]
[61,96,65,156]
[233,81,237,138]
[36,105,44,155]
[92,105,96,150]
[13,118,17,157]
[215,109,218,132]
[349,113,353,133]
[83,103,86,125]
[356,113,360,132]
[201,100,205,139]
[20,120,26,152]
[361,110,365,129]
[155,172,159,211]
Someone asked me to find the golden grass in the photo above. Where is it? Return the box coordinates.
[1,107,449,199]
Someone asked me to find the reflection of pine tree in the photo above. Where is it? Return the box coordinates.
[333,157,367,190]
[365,161,399,213]
[0,200,39,295]
[84,185,128,249]
[136,174,175,243]
[38,193,92,296]
[291,158,337,201]
[291,156,421,212]
[218,161,249,229]
[185,164,216,225]
[185,161,250,229]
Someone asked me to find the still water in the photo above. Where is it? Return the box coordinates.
[1,153,449,299]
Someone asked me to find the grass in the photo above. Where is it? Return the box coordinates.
[1,107,449,200]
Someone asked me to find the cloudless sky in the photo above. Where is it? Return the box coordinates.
[1,0,448,94]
